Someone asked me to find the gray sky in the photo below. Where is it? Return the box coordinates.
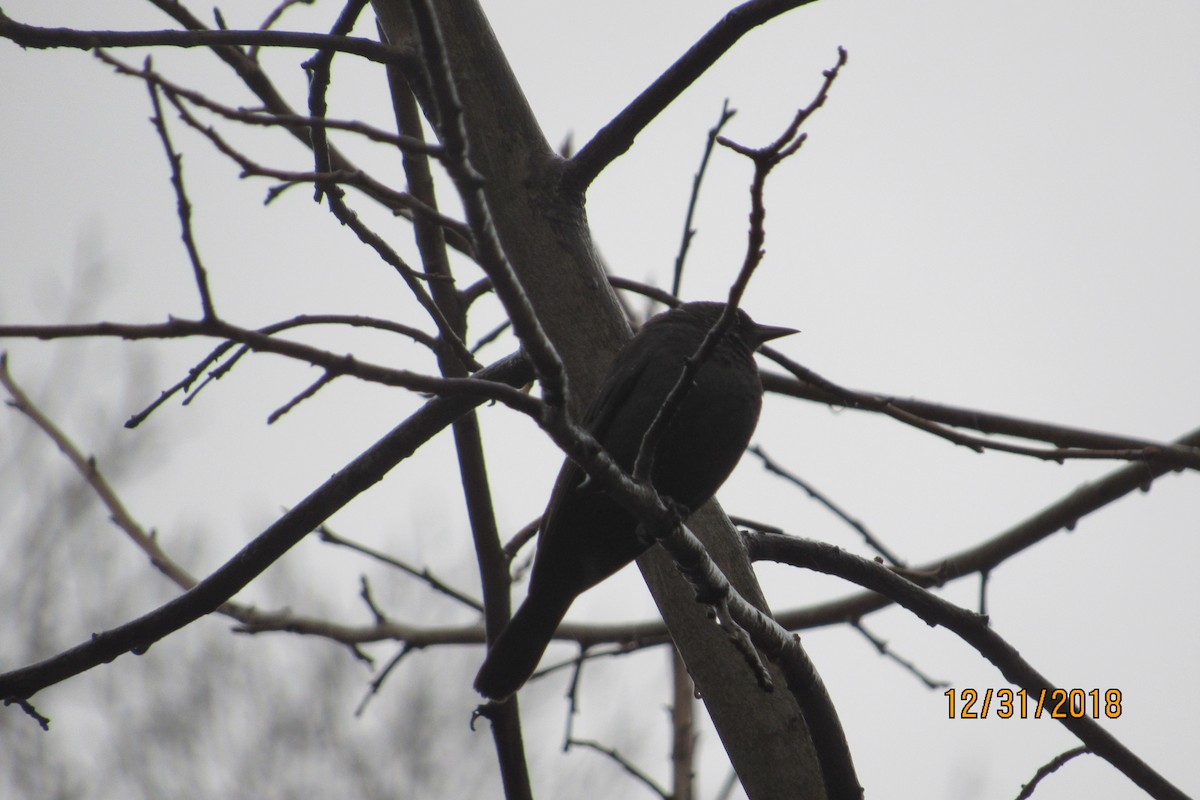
[2,2,1198,798]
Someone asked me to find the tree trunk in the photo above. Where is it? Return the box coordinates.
[373,2,825,796]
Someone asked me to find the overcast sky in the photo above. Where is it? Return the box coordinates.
[2,2,1198,798]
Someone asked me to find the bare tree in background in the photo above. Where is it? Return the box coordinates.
[0,3,1194,799]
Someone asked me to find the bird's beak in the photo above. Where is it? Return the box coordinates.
[752,323,799,346]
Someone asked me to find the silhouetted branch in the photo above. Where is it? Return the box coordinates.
[0,318,533,413]
[672,99,736,296]
[748,444,904,564]
[763,349,1200,471]
[746,532,1186,799]
[850,621,947,690]
[1016,747,1090,799]
[94,49,443,156]
[568,739,671,800]
[635,49,845,486]
[773,423,1200,630]
[565,0,822,191]
[317,524,483,612]
[126,313,437,427]
[0,9,414,67]
[145,69,216,319]
[0,352,532,704]
[406,0,566,411]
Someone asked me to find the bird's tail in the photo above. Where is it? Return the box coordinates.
[473,591,573,701]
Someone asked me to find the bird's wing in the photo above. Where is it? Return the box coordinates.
[539,341,656,533]
[580,338,655,441]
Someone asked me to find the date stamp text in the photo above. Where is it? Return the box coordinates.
[945,688,1122,719]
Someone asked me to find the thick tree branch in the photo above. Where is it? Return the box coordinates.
[385,37,534,795]
[565,0,820,191]
[775,424,1200,630]
[0,352,532,703]
[746,532,1188,800]
[405,0,566,414]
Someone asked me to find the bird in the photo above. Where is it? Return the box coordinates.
[473,301,796,701]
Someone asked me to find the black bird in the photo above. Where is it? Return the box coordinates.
[473,302,795,701]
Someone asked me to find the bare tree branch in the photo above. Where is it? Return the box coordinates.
[773,423,1200,631]
[0,352,532,704]
[405,0,566,413]
[316,524,482,612]
[568,739,671,800]
[565,0,821,191]
[385,14,535,789]
[765,349,1200,470]
[145,69,217,319]
[636,48,846,486]
[0,319,534,413]
[0,10,413,67]
[1016,747,1090,800]
[749,445,905,564]
[746,532,1187,800]
[672,99,736,297]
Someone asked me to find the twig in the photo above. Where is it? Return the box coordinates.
[560,646,592,753]
[267,371,335,423]
[762,367,1200,467]
[748,444,904,565]
[145,66,217,320]
[634,47,845,493]
[317,524,483,612]
[773,424,1200,631]
[302,0,369,200]
[502,517,541,564]
[138,0,474,258]
[850,621,947,690]
[358,575,388,625]
[715,44,846,296]
[127,313,437,427]
[1015,747,1090,800]
[567,739,671,799]
[114,39,480,373]
[158,84,472,295]
[978,569,990,616]
[2,698,50,731]
[354,643,414,717]
[383,52,516,719]
[609,276,682,309]
[669,650,696,800]
[254,0,316,59]
[126,339,239,427]
[672,99,736,296]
